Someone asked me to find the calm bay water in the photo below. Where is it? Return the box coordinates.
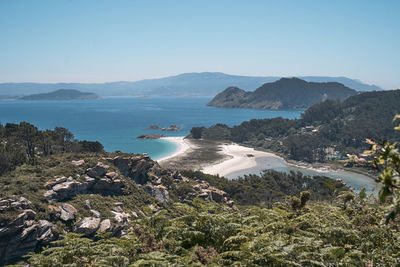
[226,156,377,193]
[0,97,375,192]
[0,97,301,159]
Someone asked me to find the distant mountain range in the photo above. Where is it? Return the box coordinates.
[207,78,358,110]
[20,89,99,100]
[0,72,382,98]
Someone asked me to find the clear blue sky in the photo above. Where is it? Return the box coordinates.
[0,0,399,88]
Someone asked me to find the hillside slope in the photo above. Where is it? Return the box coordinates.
[197,90,400,162]
[0,122,353,266]
[208,78,357,109]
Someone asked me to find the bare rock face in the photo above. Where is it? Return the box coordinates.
[44,180,87,201]
[47,205,61,220]
[71,159,85,166]
[75,217,101,236]
[43,163,126,201]
[91,177,124,194]
[44,176,69,189]
[0,197,32,212]
[111,210,131,224]
[0,203,55,266]
[86,162,109,178]
[111,155,156,184]
[145,184,169,203]
[109,208,131,237]
[59,203,77,221]
[190,181,232,206]
[99,219,111,232]
[90,209,101,218]
[37,220,55,243]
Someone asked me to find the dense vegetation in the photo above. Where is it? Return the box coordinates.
[181,170,348,206]
[365,115,400,224]
[1,118,400,266]
[207,77,357,110]
[195,90,400,162]
[0,122,103,175]
[22,193,400,266]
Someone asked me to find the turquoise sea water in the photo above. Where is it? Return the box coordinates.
[0,97,302,160]
[0,97,376,192]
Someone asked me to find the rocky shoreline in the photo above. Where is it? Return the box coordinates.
[137,134,165,139]
[146,124,181,131]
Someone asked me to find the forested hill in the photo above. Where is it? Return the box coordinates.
[196,89,400,162]
[20,89,99,100]
[208,78,358,110]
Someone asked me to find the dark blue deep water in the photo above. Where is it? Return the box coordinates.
[0,97,302,160]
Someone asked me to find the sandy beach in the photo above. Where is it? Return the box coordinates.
[156,137,193,162]
[158,138,376,192]
[158,138,333,177]
[201,143,282,177]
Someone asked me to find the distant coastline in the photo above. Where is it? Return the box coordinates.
[20,89,99,100]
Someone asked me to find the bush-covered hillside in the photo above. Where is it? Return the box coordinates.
[195,90,400,162]
[1,122,399,266]
[21,193,400,266]
[207,78,357,110]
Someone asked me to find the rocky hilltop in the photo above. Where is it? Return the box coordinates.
[20,89,99,100]
[0,152,234,265]
[207,78,357,110]
[1,122,397,266]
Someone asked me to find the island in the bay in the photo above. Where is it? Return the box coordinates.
[147,125,181,131]
[207,77,357,110]
[20,89,99,100]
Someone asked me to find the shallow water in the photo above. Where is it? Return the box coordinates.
[0,97,375,192]
[226,156,377,193]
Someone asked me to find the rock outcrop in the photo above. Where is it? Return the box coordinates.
[190,181,233,206]
[59,203,77,221]
[145,184,169,202]
[75,217,101,235]
[86,162,109,178]
[43,162,125,201]
[44,178,87,201]
[110,155,156,184]
[0,197,31,212]
[0,199,56,266]
[99,219,111,232]
[71,159,85,166]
